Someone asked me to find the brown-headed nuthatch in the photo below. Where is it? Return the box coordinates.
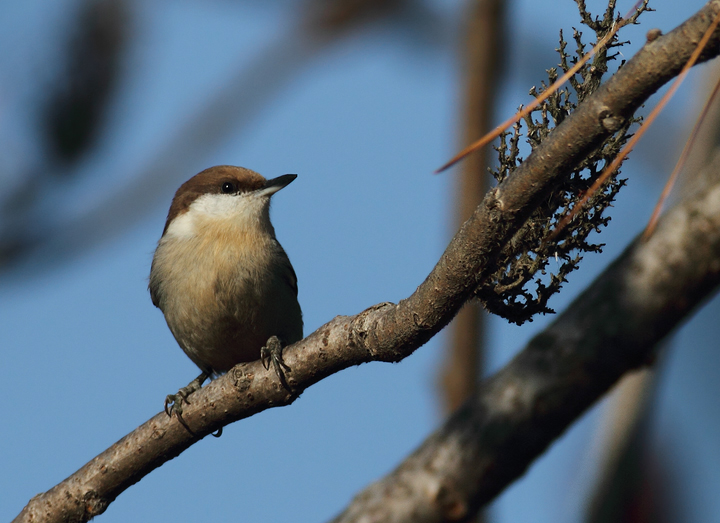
[149,165,303,417]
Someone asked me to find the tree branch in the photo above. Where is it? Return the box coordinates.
[14,2,720,522]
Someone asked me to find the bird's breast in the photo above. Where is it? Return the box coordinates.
[151,221,300,373]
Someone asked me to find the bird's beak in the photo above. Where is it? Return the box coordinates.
[258,174,297,197]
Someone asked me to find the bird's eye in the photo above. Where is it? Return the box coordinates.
[221,181,236,194]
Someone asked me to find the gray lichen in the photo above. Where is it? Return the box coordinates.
[477,0,650,325]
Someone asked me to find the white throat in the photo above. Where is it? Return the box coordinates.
[165,193,273,240]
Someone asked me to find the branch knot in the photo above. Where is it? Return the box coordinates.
[350,302,395,358]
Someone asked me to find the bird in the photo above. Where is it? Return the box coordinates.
[149,165,303,418]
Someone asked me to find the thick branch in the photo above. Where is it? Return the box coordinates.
[14,2,720,522]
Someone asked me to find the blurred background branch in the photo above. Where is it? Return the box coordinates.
[440,0,504,412]
[581,55,720,523]
[440,2,505,518]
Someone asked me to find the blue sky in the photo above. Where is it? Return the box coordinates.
[2,1,719,521]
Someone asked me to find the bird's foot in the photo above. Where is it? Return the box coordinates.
[164,372,209,421]
[261,335,292,392]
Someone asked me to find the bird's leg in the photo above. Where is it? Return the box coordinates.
[261,335,292,392]
[164,371,209,418]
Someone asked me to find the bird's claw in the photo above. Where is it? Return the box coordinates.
[164,372,208,419]
[164,372,223,437]
[164,394,179,417]
[261,335,292,392]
